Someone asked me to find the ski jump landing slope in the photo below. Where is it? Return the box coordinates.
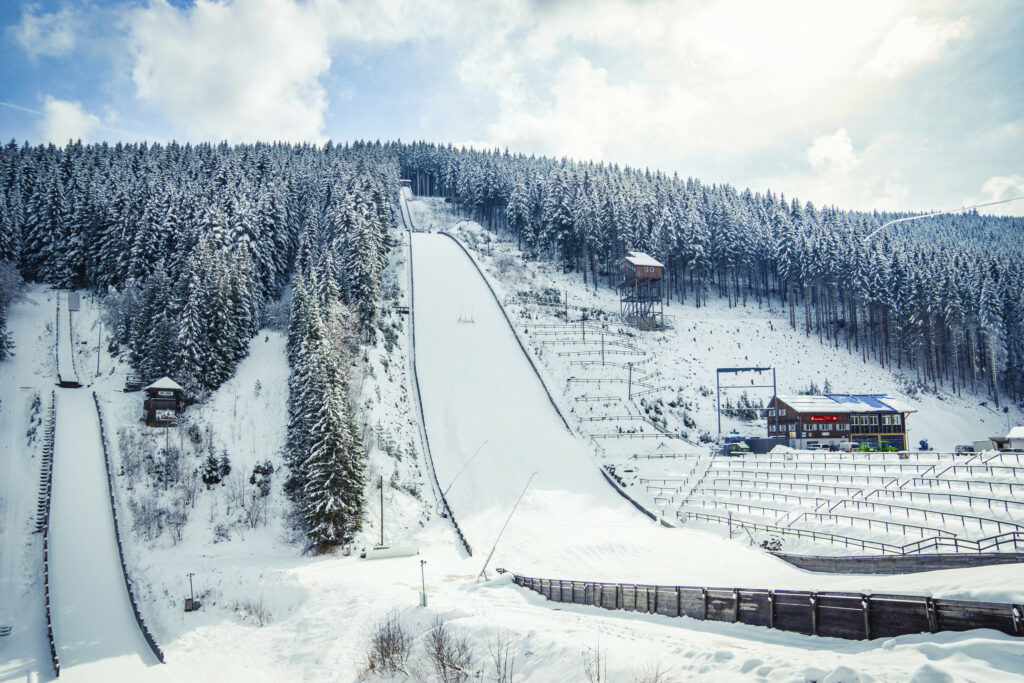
[48,390,162,681]
[410,233,791,583]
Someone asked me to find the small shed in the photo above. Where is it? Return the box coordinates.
[143,377,184,427]
[991,426,1024,451]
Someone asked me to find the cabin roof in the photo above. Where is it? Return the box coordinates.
[774,394,916,414]
[1007,426,1024,439]
[620,251,664,268]
[145,376,184,392]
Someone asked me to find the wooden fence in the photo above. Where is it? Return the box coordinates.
[92,393,165,664]
[509,572,1024,640]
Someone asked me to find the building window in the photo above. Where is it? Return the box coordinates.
[882,415,891,426]
[892,414,901,425]
[870,415,879,426]
[851,415,859,426]
[768,409,775,417]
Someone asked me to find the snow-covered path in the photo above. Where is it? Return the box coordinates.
[48,389,162,681]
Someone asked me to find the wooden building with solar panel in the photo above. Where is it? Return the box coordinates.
[767,394,916,451]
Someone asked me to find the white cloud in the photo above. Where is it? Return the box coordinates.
[9,4,77,59]
[450,1,917,164]
[124,0,453,142]
[862,16,967,79]
[39,96,100,143]
[968,175,1024,216]
[758,130,909,211]
[126,0,334,142]
[807,129,858,174]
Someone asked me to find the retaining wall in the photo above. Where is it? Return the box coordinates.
[41,391,59,677]
[775,552,1024,574]
[511,572,1024,640]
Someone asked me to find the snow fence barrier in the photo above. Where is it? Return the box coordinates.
[509,572,1024,640]
[404,218,472,556]
[41,391,60,677]
[91,392,166,664]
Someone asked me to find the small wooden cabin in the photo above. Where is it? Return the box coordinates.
[617,251,664,282]
[617,251,665,330]
[143,376,184,427]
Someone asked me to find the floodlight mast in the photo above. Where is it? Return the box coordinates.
[716,366,777,445]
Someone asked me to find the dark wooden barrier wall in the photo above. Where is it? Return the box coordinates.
[41,392,60,676]
[510,573,1024,640]
[92,393,165,664]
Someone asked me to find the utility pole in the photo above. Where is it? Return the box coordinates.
[627,362,633,401]
[97,321,102,376]
[380,475,385,547]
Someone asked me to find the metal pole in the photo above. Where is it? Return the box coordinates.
[716,370,722,445]
[380,475,385,547]
[628,362,633,400]
[97,322,102,376]
[420,559,428,607]
[188,572,195,602]
[439,441,488,511]
[478,471,537,583]
[773,368,779,440]
[601,332,605,364]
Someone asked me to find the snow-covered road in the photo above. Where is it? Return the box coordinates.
[48,389,162,681]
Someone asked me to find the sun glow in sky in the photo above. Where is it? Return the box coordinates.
[1,0,1022,214]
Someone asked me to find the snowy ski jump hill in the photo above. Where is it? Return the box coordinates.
[410,230,811,585]
[49,390,164,681]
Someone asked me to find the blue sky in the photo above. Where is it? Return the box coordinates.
[1,0,1022,214]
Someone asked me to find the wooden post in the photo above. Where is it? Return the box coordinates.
[925,597,938,633]
[810,593,818,635]
[702,587,709,620]
[733,589,740,622]
[769,591,775,629]
[862,595,871,639]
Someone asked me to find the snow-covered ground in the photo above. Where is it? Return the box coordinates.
[2,208,1024,681]
[0,286,55,683]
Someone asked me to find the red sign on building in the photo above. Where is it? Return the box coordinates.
[809,414,840,422]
